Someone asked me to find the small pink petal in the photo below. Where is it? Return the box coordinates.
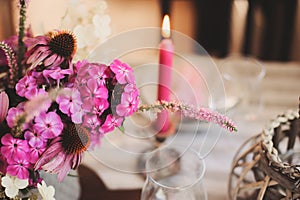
[0,91,9,123]
[44,54,58,66]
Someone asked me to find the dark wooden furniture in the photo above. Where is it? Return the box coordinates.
[78,165,141,200]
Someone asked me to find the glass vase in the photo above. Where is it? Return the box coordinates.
[141,146,207,200]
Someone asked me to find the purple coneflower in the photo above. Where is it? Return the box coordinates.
[26,31,77,70]
[35,123,90,182]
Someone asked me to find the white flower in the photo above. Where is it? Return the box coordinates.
[37,180,56,200]
[1,175,28,198]
[61,0,111,60]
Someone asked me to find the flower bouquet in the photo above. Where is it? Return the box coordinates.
[0,1,236,199]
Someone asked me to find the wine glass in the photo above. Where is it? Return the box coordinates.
[141,146,207,200]
[219,55,266,121]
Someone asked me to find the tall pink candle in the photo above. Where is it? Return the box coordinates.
[156,15,174,134]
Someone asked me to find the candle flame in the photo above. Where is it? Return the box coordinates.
[162,15,171,38]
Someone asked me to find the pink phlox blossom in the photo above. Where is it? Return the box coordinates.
[93,98,109,116]
[83,114,101,130]
[33,111,63,139]
[28,144,46,164]
[74,59,88,72]
[116,92,139,117]
[56,88,82,116]
[1,134,29,160]
[6,103,25,128]
[124,83,139,96]
[80,79,108,111]
[100,114,123,134]
[24,128,47,148]
[71,106,85,124]
[88,63,109,86]
[15,75,38,99]
[89,131,103,150]
[74,61,90,86]
[6,157,30,179]
[110,59,135,84]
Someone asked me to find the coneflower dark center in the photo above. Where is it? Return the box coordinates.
[61,123,90,154]
[49,33,76,58]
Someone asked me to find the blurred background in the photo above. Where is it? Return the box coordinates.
[1,0,300,62]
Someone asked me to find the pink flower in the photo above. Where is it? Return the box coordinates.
[89,132,103,150]
[80,79,108,111]
[35,123,90,182]
[0,91,9,123]
[28,145,46,164]
[116,92,139,117]
[35,138,76,182]
[24,129,46,148]
[67,106,83,124]
[100,114,123,134]
[7,157,30,179]
[6,104,24,128]
[93,98,109,116]
[110,59,135,84]
[88,63,109,86]
[56,88,82,116]
[1,134,29,160]
[42,67,72,81]
[74,59,88,72]
[83,114,101,130]
[15,76,38,99]
[124,83,139,96]
[34,112,63,139]
[25,31,76,70]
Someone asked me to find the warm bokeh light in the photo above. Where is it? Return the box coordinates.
[162,14,171,38]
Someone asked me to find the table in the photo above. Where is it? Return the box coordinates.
[78,59,299,200]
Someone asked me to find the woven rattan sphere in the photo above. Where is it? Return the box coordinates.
[228,110,300,200]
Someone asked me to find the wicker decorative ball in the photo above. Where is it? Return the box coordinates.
[228,110,300,200]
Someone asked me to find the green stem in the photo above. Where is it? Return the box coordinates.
[17,0,27,80]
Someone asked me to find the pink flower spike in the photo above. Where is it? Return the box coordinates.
[0,91,9,123]
[1,134,29,160]
[110,59,135,84]
[34,112,63,139]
